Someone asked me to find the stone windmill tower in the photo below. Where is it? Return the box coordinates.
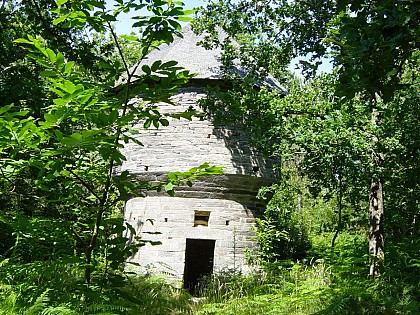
[122,25,285,291]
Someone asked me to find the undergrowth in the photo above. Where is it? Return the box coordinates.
[194,259,332,315]
[1,232,419,314]
[193,232,420,315]
[0,258,193,315]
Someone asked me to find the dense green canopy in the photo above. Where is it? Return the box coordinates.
[0,0,419,313]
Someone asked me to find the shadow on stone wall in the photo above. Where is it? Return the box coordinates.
[128,172,272,219]
[211,123,279,180]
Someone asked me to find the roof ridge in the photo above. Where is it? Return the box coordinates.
[122,24,287,93]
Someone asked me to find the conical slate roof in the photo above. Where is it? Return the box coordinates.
[128,24,287,93]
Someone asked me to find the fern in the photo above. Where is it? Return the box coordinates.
[18,290,79,315]
[23,290,50,315]
[0,258,10,268]
[0,285,19,314]
[40,306,80,315]
[0,297,18,314]
[86,303,129,314]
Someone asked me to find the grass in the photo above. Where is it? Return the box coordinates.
[0,259,194,315]
[193,259,332,315]
[1,232,419,314]
[192,232,420,315]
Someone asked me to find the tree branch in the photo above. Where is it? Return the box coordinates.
[68,169,101,202]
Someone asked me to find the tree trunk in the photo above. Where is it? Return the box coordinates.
[369,178,384,277]
[369,102,385,277]
[332,173,343,248]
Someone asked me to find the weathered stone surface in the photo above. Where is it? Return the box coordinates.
[122,89,274,281]
[121,26,282,285]
[120,88,278,180]
[125,197,258,279]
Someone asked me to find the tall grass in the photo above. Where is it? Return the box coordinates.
[0,258,193,315]
[2,232,419,314]
[194,259,332,315]
[194,232,420,315]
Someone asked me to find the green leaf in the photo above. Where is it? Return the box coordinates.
[120,35,139,41]
[177,16,193,22]
[96,61,114,69]
[129,137,143,146]
[160,118,169,127]
[63,80,77,94]
[111,150,127,164]
[61,132,82,146]
[103,14,117,22]
[40,70,58,78]
[164,182,174,192]
[64,61,75,74]
[56,0,68,5]
[167,173,178,180]
[161,60,178,68]
[142,64,151,75]
[126,223,136,235]
[11,110,29,117]
[44,113,58,123]
[86,0,106,9]
[81,129,102,138]
[0,104,13,116]
[46,48,57,63]
[70,132,83,141]
[0,214,11,225]
[109,110,119,123]
[56,52,65,70]
[13,38,34,44]
[151,60,162,72]
[181,9,196,15]
[54,129,63,140]
[28,54,51,68]
[53,15,68,25]
[144,119,151,129]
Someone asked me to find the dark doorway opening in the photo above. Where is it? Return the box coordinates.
[183,238,215,294]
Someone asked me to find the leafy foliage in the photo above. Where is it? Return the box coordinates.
[195,232,420,315]
[0,260,194,314]
[0,0,223,312]
[1,0,419,313]
[195,0,419,98]
[254,174,311,263]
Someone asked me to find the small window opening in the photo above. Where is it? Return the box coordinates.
[194,211,210,227]
[225,220,230,226]
[164,218,168,222]
[252,166,259,172]
[207,134,211,138]
[144,166,149,171]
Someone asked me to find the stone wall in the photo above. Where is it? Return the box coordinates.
[120,87,278,179]
[121,85,277,283]
[125,196,258,280]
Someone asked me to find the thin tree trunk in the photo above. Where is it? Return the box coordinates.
[369,178,384,277]
[332,173,343,248]
[369,104,385,277]
[81,25,156,287]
